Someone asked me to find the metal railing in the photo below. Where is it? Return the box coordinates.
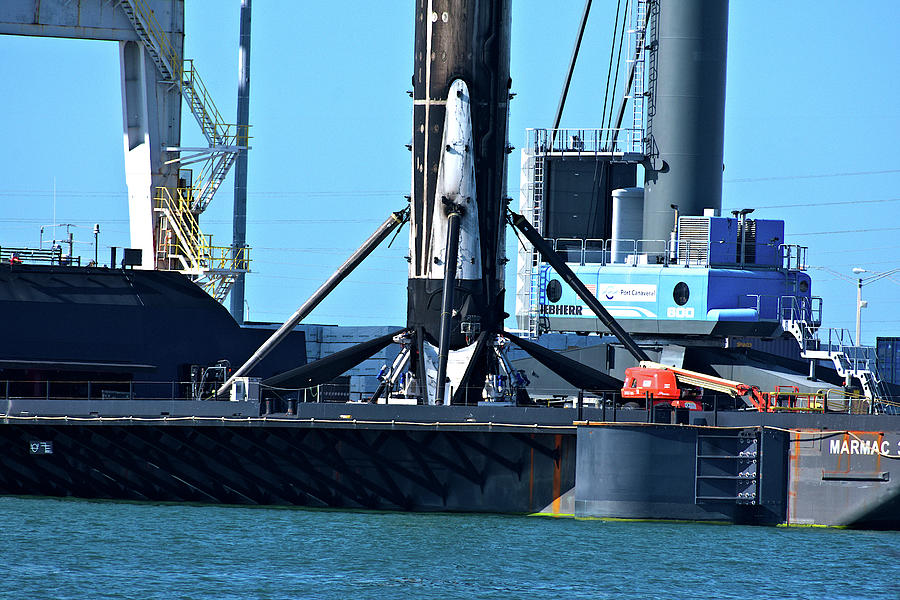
[0,379,390,406]
[744,294,822,324]
[779,299,892,410]
[546,237,720,268]
[780,295,823,327]
[739,294,782,320]
[767,387,827,413]
[1,380,209,402]
[8,377,892,416]
[0,246,80,266]
[526,128,645,156]
[781,244,808,271]
[767,388,875,414]
[122,1,249,147]
[180,60,249,148]
[155,187,204,272]
[200,243,251,272]
[155,187,251,274]
[121,0,249,216]
[546,236,803,271]
[819,388,870,414]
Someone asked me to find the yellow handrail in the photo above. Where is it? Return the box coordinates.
[155,187,251,273]
[768,389,827,412]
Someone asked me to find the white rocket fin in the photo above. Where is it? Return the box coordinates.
[423,338,480,405]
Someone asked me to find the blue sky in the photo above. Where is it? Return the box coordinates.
[1,1,899,345]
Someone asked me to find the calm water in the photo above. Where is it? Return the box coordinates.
[0,497,896,599]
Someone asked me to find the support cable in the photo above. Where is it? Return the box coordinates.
[604,1,629,148]
[603,1,624,130]
[552,0,593,142]
[599,0,625,144]
[610,5,653,149]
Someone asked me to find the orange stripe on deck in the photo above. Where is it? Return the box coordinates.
[552,434,562,515]
[787,431,800,522]
[877,432,884,471]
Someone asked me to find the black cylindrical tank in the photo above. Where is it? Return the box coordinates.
[642,0,729,242]
[407,0,511,348]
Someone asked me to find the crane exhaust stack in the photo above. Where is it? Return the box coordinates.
[642,0,729,242]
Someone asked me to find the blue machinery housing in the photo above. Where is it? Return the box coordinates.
[534,215,815,337]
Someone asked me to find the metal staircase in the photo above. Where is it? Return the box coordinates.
[154,187,250,301]
[781,297,890,412]
[118,0,249,302]
[118,0,178,83]
[119,0,247,211]
[189,135,242,212]
[205,273,240,304]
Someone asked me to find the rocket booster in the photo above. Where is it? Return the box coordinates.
[408,0,512,349]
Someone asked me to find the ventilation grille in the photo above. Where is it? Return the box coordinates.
[678,216,710,263]
[740,219,757,264]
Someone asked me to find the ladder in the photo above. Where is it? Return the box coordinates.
[527,155,546,340]
[190,142,242,213]
[153,188,205,274]
[198,272,240,304]
[695,428,761,505]
[627,0,648,155]
[154,211,190,271]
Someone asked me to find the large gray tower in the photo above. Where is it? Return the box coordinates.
[642,0,729,242]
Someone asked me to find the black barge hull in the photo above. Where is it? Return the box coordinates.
[2,403,900,528]
[0,404,576,515]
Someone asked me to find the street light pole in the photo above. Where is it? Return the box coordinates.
[856,276,863,346]
[852,266,900,346]
[93,224,100,265]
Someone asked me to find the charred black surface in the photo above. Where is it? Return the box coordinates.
[406,279,497,348]
[409,0,511,345]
